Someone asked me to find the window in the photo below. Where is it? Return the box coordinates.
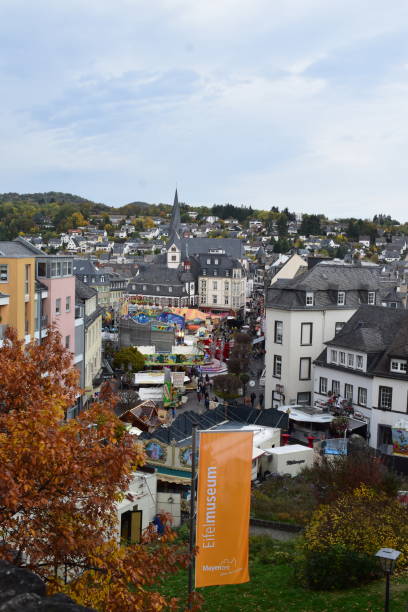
[274,321,283,344]
[301,322,313,345]
[299,357,311,380]
[332,380,340,395]
[65,335,70,349]
[330,350,338,363]
[390,359,408,373]
[224,296,229,305]
[368,291,375,305]
[25,265,30,294]
[213,270,217,276]
[344,383,353,401]
[348,353,354,368]
[37,262,46,277]
[171,255,177,261]
[378,386,392,410]
[0,264,8,282]
[356,355,364,369]
[156,286,160,292]
[65,296,71,312]
[143,285,147,290]
[214,258,219,264]
[358,387,367,406]
[319,377,328,394]
[51,262,58,277]
[213,295,217,304]
[305,292,314,306]
[207,258,211,264]
[202,269,207,276]
[297,392,311,405]
[337,291,345,306]
[172,246,177,252]
[224,281,229,291]
[225,270,230,277]
[273,355,282,378]
[335,322,345,335]
[55,298,61,314]
[213,281,218,290]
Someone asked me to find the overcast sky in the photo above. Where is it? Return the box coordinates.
[1,0,408,218]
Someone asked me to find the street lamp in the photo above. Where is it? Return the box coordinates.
[375,548,401,612]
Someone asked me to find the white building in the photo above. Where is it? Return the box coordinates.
[313,304,408,454]
[264,263,382,408]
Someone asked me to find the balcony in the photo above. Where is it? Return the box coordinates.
[0,324,7,340]
[35,316,48,331]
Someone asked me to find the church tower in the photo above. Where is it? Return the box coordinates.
[166,189,182,269]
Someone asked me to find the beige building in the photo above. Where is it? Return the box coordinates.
[196,254,246,311]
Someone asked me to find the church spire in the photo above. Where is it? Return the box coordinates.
[169,188,181,237]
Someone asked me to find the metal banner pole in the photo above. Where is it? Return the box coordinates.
[187,423,197,609]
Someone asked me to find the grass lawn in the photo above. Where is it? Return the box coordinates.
[159,539,408,611]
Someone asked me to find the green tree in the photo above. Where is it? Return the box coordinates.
[113,347,145,373]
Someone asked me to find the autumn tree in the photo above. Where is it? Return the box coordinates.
[0,328,194,611]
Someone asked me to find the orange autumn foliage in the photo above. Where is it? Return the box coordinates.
[0,327,197,611]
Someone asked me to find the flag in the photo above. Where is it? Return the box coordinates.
[195,431,253,587]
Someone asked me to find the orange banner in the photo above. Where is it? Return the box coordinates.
[195,431,253,587]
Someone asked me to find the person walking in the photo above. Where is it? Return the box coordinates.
[259,392,264,409]
[196,389,202,403]
[204,393,210,411]
[250,391,256,409]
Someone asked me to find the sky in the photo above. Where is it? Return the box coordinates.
[0,0,408,219]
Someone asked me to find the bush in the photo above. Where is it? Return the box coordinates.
[299,545,381,590]
[300,485,408,590]
[301,449,402,504]
[249,536,295,565]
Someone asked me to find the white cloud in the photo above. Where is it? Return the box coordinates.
[0,0,408,216]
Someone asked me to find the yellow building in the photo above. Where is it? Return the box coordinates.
[0,244,36,342]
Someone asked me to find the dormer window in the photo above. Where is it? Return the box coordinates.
[207,258,211,264]
[306,292,314,307]
[169,287,172,293]
[356,355,364,369]
[156,286,160,292]
[337,291,345,306]
[348,353,354,368]
[368,291,375,305]
[330,350,337,363]
[171,246,177,252]
[143,285,147,290]
[390,359,407,373]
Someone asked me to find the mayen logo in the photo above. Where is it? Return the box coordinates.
[203,558,237,572]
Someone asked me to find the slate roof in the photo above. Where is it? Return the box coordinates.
[127,264,189,297]
[317,305,408,378]
[140,406,287,444]
[266,263,382,310]
[192,253,243,273]
[183,237,244,259]
[73,258,100,275]
[75,277,97,300]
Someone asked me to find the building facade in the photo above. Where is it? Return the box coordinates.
[264,263,383,408]
[313,305,408,453]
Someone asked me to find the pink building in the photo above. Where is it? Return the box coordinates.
[40,271,76,352]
